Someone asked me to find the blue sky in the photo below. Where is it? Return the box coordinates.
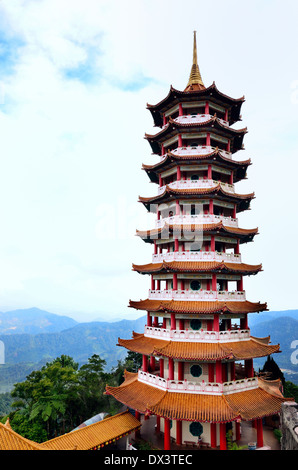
[0,0,296,321]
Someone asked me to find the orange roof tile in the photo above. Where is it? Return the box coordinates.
[105,374,288,423]
[138,184,254,205]
[117,333,280,361]
[105,374,166,415]
[0,422,45,450]
[129,299,268,314]
[132,261,262,275]
[40,411,140,450]
[136,222,258,243]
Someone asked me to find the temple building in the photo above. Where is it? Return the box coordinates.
[106,32,289,450]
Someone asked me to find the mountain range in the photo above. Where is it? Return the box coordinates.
[0,307,297,392]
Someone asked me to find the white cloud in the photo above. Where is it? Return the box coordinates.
[0,0,296,320]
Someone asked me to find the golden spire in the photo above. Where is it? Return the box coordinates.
[185,31,205,92]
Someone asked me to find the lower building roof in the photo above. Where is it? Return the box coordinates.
[105,372,290,423]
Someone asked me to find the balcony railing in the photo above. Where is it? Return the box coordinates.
[157,179,235,195]
[173,113,229,127]
[148,289,246,301]
[138,370,258,395]
[155,214,238,229]
[161,145,232,160]
[152,251,242,264]
[144,326,250,343]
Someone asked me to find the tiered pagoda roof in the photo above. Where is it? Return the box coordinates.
[132,260,262,275]
[106,372,286,423]
[117,332,281,361]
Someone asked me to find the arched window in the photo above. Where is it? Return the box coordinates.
[190,319,202,330]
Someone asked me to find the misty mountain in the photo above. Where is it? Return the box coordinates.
[0,307,78,334]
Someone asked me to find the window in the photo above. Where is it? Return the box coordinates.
[190,364,202,378]
[190,319,202,330]
[190,280,201,291]
[189,422,203,437]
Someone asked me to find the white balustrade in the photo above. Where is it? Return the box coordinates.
[168,145,232,160]
[148,289,246,301]
[152,251,241,264]
[155,214,238,229]
[157,179,235,195]
[144,326,250,343]
[173,113,229,127]
[138,370,258,395]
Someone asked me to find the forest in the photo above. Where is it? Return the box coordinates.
[0,353,298,445]
[0,351,142,443]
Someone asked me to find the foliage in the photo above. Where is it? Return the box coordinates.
[7,353,132,442]
[261,356,285,385]
[284,381,298,402]
[226,430,247,450]
[273,429,282,442]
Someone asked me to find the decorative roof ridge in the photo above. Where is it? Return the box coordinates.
[144,117,248,141]
[146,82,245,110]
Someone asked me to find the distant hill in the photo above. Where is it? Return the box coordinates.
[0,308,78,334]
[250,315,298,383]
[0,315,147,371]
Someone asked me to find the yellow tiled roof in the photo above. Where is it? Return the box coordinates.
[0,422,44,450]
[117,333,281,361]
[40,411,140,450]
[106,373,289,423]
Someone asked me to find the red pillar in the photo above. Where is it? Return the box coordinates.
[135,411,141,438]
[211,235,215,252]
[151,276,155,290]
[177,166,181,180]
[168,358,174,380]
[156,415,160,433]
[256,418,264,448]
[150,356,155,372]
[178,103,183,116]
[142,355,148,372]
[216,360,223,383]
[173,274,178,291]
[206,132,211,146]
[209,199,214,215]
[170,313,176,330]
[214,314,219,332]
[178,361,184,381]
[174,238,179,252]
[159,359,164,378]
[212,273,217,291]
[176,420,182,445]
[164,418,171,450]
[219,423,227,450]
[205,101,209,114]
[210,423,217,448]
[235,421,241,441]
[208,164,212,179]
[178,134,183,147]
[176,200,180,215]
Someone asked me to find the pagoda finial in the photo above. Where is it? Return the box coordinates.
[184,31,205,92]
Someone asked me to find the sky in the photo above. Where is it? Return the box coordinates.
[0,0,296,322]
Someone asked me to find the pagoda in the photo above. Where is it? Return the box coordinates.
[106,32,288,450]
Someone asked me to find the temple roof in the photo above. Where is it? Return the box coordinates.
[142,149,251,185]
[40,411,140,450]
[145,117,247,155]
[129,299,268,315]
[132,260,262,276]
[117,332,280,361]
[0,421,45,450]
[136,221,258,244]
[105,372,288,423]
[138,184,254,213]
